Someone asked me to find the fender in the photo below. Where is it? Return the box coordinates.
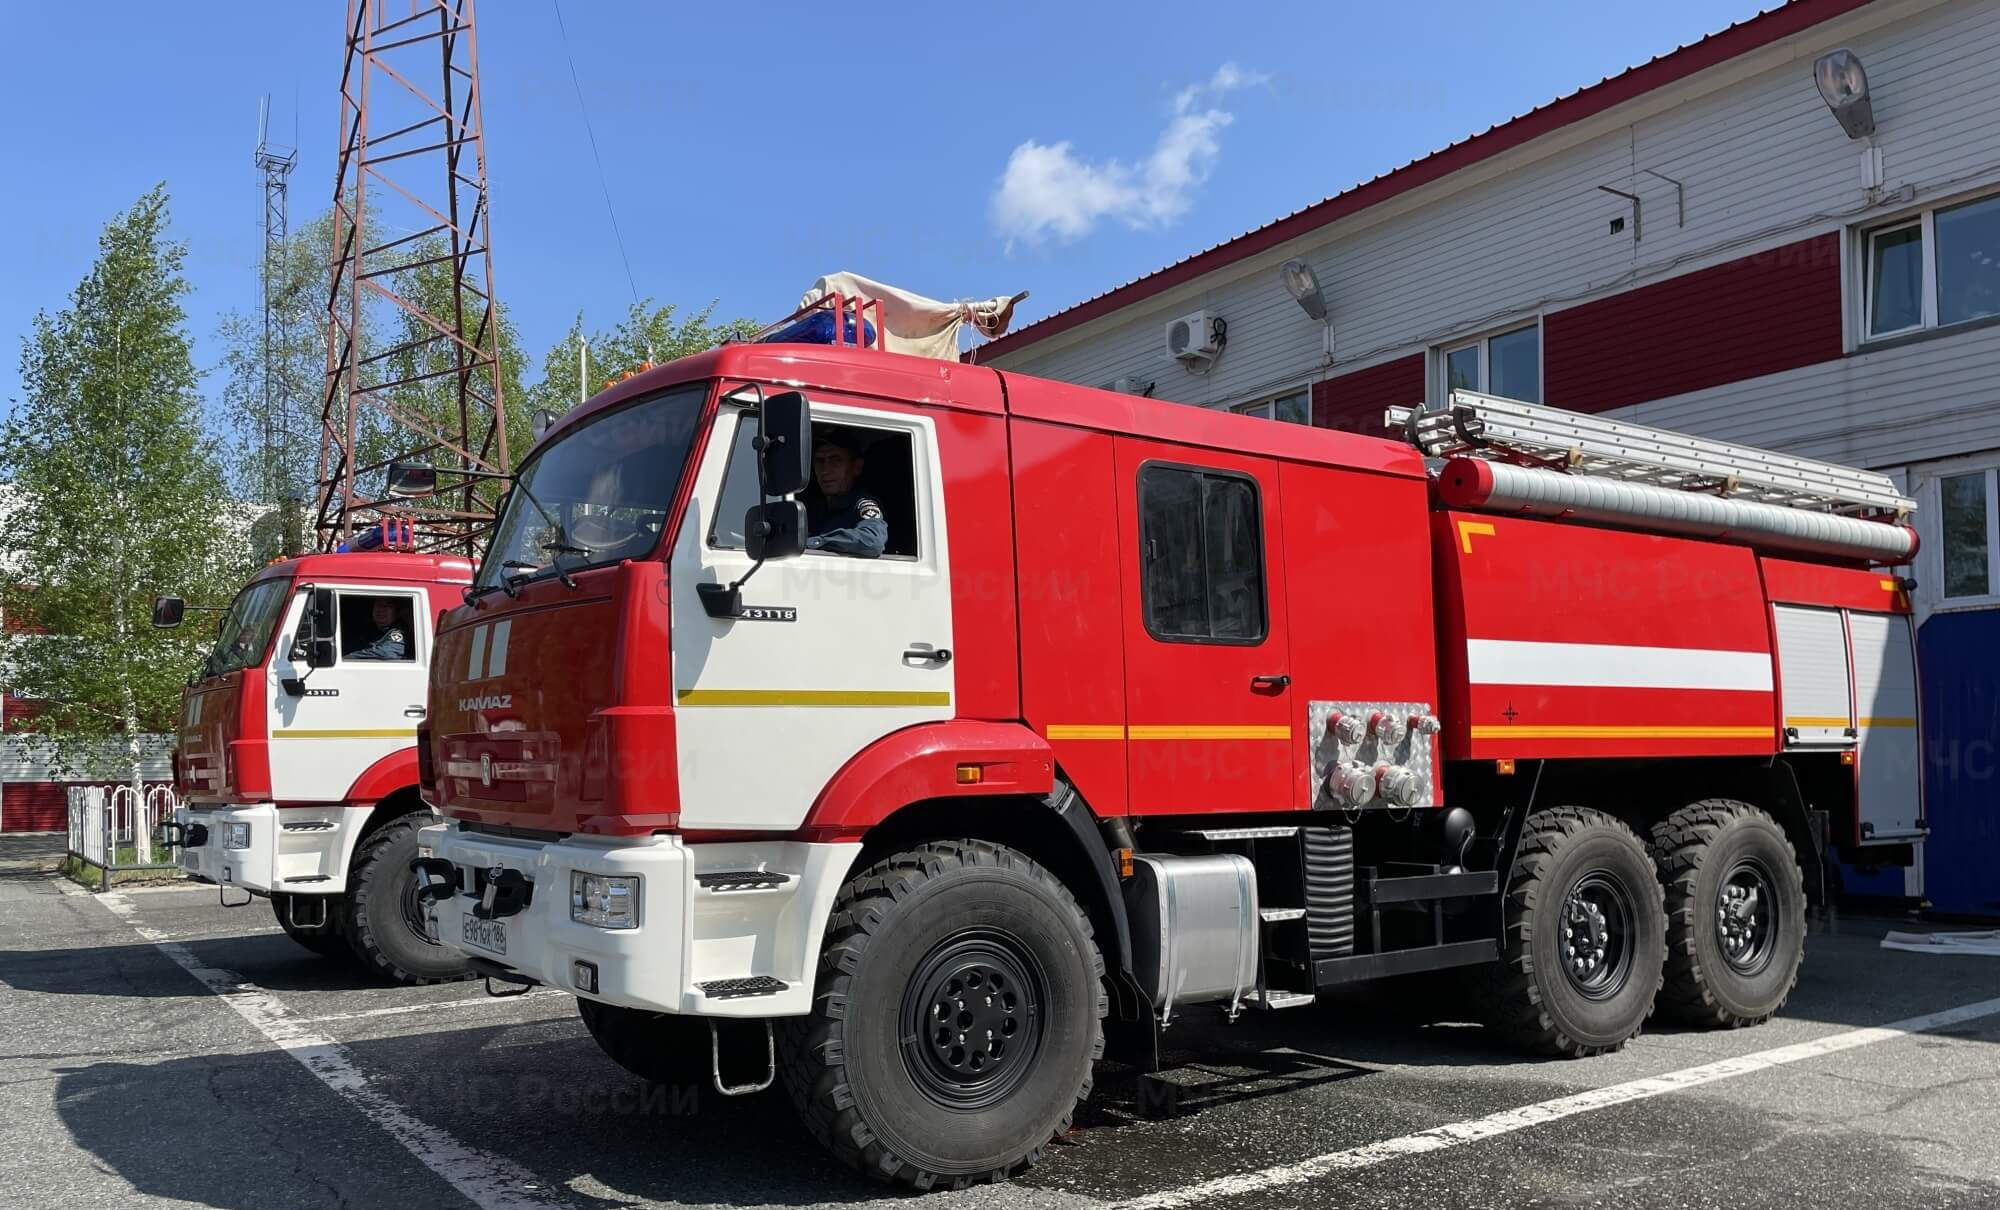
[802,720,1055,839]
[342,746,420,807]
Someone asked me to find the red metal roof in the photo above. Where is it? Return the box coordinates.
[973,0,1874,362]
[253,551,475,585]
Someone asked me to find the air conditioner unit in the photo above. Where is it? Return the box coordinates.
[1166,310,1222,361]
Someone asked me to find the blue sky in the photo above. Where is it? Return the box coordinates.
[1,0,1766,418]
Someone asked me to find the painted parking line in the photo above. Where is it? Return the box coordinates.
[95,891,565,1210]
[1120,994,2000,1209]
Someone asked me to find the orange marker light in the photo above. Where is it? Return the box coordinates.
[1116,848,1135,878]
[955,764,982,785]
[1495,758,1517,775]
[1841,750,1857,766]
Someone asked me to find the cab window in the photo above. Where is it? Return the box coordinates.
[338,593,418,662]
[708,411,920,558]
[1138,464,1267,643]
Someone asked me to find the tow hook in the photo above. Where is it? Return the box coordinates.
[410,856,462,903]
[473,867,532,920]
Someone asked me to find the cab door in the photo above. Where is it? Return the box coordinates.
[669,396,955,831]
[268,584,430,803]
[1115,440,1294,815]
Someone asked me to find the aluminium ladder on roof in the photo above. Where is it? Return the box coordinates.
[1385,390,1915,517]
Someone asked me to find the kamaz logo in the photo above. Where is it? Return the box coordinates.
[458,694,513,712]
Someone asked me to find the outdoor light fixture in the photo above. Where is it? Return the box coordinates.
[1814,49,1875,139]
[1279,258,1328,322]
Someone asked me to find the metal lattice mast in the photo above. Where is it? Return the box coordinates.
[320,0,510,553]
[254,97,297,508]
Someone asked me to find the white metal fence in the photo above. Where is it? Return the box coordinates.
[65,783,181,884]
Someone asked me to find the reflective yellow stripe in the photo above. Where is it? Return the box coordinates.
[1859,716,1918,728]
[675,689,950,708]
[1471,725,1772,739]
[1785,715,1851,728]
[272,728,418,739]
[1457,519,1495,554]
[1046,724,1291,741]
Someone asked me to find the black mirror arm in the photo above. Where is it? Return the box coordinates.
[697,557,767,620]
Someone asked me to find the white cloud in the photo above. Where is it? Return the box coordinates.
[992,63,1265,249]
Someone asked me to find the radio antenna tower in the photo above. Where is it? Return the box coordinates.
[254,96,298,508]
[320,0,510,553]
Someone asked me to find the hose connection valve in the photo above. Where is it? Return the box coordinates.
[1327,760,1377,807]
[1375,764,1428,809]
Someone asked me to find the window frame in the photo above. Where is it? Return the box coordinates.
[331,589,424,667]
[1228,384,1312,425]
[1435,321,1541,404]
[1858,190,2000,345]
[704,404,925,561]
[1929,463,2000,607]
[1135,459,1270,647]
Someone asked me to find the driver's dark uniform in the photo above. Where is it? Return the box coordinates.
[349,627,408,660]
[806,492,887,558]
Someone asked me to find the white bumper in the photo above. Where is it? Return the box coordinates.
[176,803,371,895]
[421,824,861,1018]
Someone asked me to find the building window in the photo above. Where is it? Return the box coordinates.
[1230,387,1309,425]
[1137,464,1267,644]
[1862,193,2000,341]
[1939,468,1997,601]
[1439,323,1540,402]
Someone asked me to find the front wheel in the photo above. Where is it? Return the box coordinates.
[342,812,471,985]
[1490,807,1665,1057]
[1651,800,1806,1028]
[780,840,1105,1190]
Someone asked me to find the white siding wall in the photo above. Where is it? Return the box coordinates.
[990,0,2000,469]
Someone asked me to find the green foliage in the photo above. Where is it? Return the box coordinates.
[1,187,242,775]
[521,301,760,444]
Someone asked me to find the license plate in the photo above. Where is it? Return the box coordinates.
[462,916,507,956]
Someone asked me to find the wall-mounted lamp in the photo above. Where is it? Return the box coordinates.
[1279,258,1328,322]
[1814,49,1875,140]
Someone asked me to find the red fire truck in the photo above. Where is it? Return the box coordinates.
[162,545,473,984]
[412,306,1920,1187]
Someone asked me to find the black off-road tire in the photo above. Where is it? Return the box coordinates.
[576,998,714,1090]
[1490,807,1665,1057]
[342,812,470,985]
[779,840,1106,1190]
[1650,799,1806,1028]
[271,893,350,960]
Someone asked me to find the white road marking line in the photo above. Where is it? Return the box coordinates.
[95,891,565,1210]
[1121,995,2000,1210]
[304,990,565,1025]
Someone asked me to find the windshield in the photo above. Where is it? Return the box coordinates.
[206,578,292,677]
[476,382,709,589]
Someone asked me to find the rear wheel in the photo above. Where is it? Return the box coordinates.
[1651,799,1806,1028]
[1490,807,1665,1057]
[342,812,470,985]
[780,840,1105,1190]
[271,893,348,960]
[576,998,713,1088]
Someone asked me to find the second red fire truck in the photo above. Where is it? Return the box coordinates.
[410,302,1921,1188]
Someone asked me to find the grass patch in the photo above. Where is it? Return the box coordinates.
[59,849,186,889]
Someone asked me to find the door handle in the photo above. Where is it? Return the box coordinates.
[1250,674,1290,691]
[903,647,953,665]
[404,706,427,718]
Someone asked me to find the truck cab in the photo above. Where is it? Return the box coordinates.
[170,548,473,983]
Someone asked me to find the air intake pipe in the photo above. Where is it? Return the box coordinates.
[1438,458,1918,564]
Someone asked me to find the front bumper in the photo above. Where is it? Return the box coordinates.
[175,803,369,895]
[422,823,860,1018]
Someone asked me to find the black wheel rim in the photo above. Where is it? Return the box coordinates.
[397,866,439,945]
[1716,857,1779,976]
[899,929,1046,1112]
[1559,871,1636,1000]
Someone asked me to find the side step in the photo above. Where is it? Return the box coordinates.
[696,870,794,892]
[1192,826,1299,841]
[1241,988,1315,1010]
[697,975,788,1000]
[1259,907,1305,922]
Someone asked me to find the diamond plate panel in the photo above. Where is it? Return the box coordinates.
[1307,700,1437,809]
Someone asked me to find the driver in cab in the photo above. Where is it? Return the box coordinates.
[348,598,409,661]
[805,427,887,558]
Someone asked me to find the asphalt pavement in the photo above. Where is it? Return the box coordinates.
[3,832,1997,1210]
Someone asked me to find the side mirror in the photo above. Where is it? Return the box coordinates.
[744,500,807,562]
[306,588,338,668]
[384,460,438,498]
[530,408,558,443]
[151,596,186,629]
[756,391,812,498]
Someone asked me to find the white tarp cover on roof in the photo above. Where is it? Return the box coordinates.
[801,272,1026,362]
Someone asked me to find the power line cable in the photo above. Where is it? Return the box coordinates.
[550,0,641,308]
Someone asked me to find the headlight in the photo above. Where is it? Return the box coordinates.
[571,871,639,930]
[223,822,252,851]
